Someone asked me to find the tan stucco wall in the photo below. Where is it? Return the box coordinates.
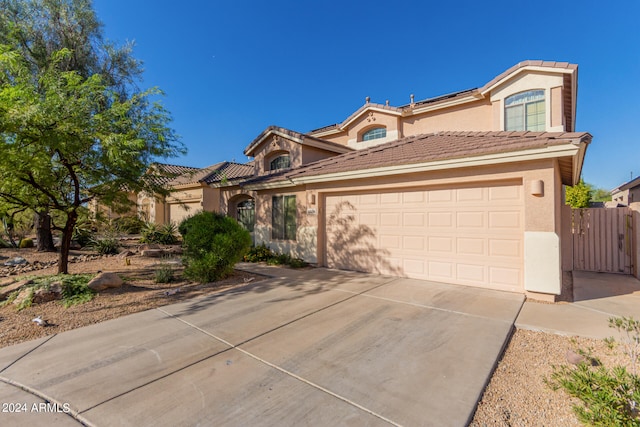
[345,110,400,148]
[490,71,566,132]
[251,135,303,176]
[253,186,318,262]
[403,99,493,135]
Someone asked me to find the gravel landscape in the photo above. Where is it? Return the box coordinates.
[0,246,633,426]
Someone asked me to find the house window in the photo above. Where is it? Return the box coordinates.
[270,155,291,171]
[361,127,387,141]
[505,90,545,131]
[272,195,296,240]
[236,199,255,232]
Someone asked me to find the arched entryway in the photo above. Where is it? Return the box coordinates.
[230,195,255,232]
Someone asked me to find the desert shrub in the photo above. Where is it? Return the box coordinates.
[243,243,276,262]
[244,244,308,268]
[154,264,174,283]
[59,275,95,308]
[19,238,34,248]
[91,237,120,255]
[72,219,96,247]
[140,222,179,245]
[548,317,640,426]
[288,258,308,268]
[180,212,251,283]
[0,238,10,248]
[113,216,146,235]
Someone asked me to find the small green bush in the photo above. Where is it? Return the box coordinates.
[140,222,179,245]
[91,237,120,255]
[19,238,34,248]
[61,278,96,308]
[113,216,146,235]
[288,258,308,269]
[180,212,251,283]
[548,317,640,426]
[244,243,275,262]
[155,264,174,283]
[244,244,308,268]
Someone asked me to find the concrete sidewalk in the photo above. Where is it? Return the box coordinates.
[516,270,640,339]
[0,265,524,427]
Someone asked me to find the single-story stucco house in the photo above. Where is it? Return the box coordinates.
[135,60,591,301]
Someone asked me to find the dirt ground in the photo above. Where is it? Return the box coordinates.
[0,245,633,425]
[0,245,265,348]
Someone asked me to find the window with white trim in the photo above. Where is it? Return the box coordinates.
[272,195,296,240]
[361,127,387,141]
[505,90,545,131]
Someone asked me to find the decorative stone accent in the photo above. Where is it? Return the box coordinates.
[3,257,28,266]
[0,279,34,300]
[33,283,62,304]
[87,272,123,292]
[141,249,165,258]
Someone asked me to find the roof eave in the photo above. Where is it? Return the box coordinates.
[242,143,585,190]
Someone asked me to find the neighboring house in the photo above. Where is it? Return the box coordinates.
[145,60,590,301]
[611,176,640,206]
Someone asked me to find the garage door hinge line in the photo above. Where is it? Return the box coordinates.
[156,307,401,427]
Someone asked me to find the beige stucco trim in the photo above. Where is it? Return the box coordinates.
[480,65,576,96]
[340,106,403,129]
[243,143,581,190]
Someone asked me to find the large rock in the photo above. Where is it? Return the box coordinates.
[87,272,123,292]
[0,279,33,300]
[33,283,62,304]
[13,288,33,307]
[3,257,28,266]
[141,249,165,258]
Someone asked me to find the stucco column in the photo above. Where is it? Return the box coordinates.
[523,164,562,295]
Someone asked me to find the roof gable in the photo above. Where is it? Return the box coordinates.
[243,126,353,157]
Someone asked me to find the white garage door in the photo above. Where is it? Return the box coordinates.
[169,202,201,225]
[324,182,524,292]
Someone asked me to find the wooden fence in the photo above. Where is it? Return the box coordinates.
[572,208,633,274]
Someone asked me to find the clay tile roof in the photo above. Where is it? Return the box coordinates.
[145,163,200,186]
[243,131,591,186]
[167,161,254,186]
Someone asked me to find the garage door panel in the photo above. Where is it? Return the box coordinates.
[457,238,486,256]
[325,183,523,292]
[403,212,425,227]
[457,187,484,202]
[428,189,454,203]
[489,239,521,257]
[457,211,485,228]
[428,236,453,253]
[457,264,486,284]
[489,211,521,228]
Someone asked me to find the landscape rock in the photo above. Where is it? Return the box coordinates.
[118,250,135,258]
[0,279,34,300]
[13,288,33,307]
[566,349,585,365]
[3,257,28,266]
[141,249,165,258]
[87,272,123,291]
[139,244,161,251]
[32,283,62,304]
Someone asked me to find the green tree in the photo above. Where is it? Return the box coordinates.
[565,179,593,208]
[0,46,184,273]
[0,0,142,251]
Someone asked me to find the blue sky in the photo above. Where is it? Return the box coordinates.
[93,0,639,191]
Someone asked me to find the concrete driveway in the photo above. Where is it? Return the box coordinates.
[0,265,524,426]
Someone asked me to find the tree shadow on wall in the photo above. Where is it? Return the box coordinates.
[326,201,403,277]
